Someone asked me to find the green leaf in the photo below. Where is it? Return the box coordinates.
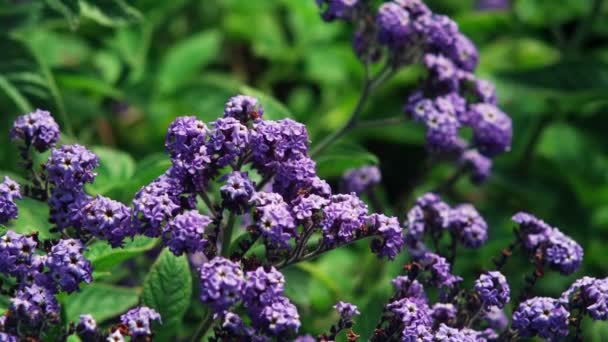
[45,0,80,29]
[157,30,221,94]
[315,141,379,179]
[109,153,171,202]
[7,198,54,239]
[79,0,142,27]
[86,146,135,196]
[142,249,192,339]
[240,85,294,120]
[85,236,158,272]
[62,283,139,323]
[0,75,33,113]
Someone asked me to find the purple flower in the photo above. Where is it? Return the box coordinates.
[132,173,183,237]
[165,116,210,177]
[387,297,431,327]
[250,119,309,172]
[459,149,492,184]
[340,165,381,195]
[418,252,462,288]
[334,301,360,320]
[431,303,457,325]
[252,192,297,248]
[424,54,459,92]
[221,171,255,214]
[46,144,99,187]
[0,231,37,277]
[472,78,497,104]
[220,311,252,336]
[199,257,245,312]
[512,212,552,250]
[316,0,360,22]
[45,239,92,293]
[10,109,60,152]
[162,210,212,256]
[0,177,21,202]
[290,194,329,221]
[468,103,512,156]
[321,193,368,245]
[561,277,608,321]
[272,156,318,201]
[48,187,91,231]
[10,283,60,324]
[402,324,433,342]
[224,95,264,123]
[448,204,488,248]
[543,228,583,275]
[448,33,478,72]
[512,297,570,341]
[120,306,161,337]
[367,213,405,260]
[258,296,301,335]
[243,266,285,308]
[474,271,510,308]
[395,0,430,18]
[76,314,97,339]
[433,324,476,342]
[392,276,427,302]
[81,195,134,247]
[0,196,18,225]
[0,332,17,342]
[413,14,459,53]
[207,117,249,167]
[377,2,412,48]
[406,193,450,242]
[107,330,126,342]
[483,306,508,331]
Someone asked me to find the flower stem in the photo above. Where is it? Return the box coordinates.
[220,213,236,257]
[199,191,218,218]
[189,308,214,342]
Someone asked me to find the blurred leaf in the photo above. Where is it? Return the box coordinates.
[514,0,589,27]
[45,0,80,29]
[85,236,158,272]
[142,249,192,339]
[7,198,54,239]
[86,146,135,196]
[316,141,378,179]
[456,11,512,42]
[62,283,139,323]
[0,75,32,113]
[79,0,142,27]
[157,30,221,94]
[110,153,171,202]
[240,85,293,119]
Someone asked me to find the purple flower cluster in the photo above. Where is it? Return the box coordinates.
[367,213,404,260]
[221,171,255,213]
[162,210,212,256]
[0,231,38,279]
[45,239,92,293]
[76,314,97,340]
[340,165,381,195]
[224,95,264,123]
[561,276,608,321]
[512,297,570,341]
[81,195,134,247]
[132,172,184,237]
[0,177,21,224]
[513,212,583,275]
[198,257,245,312]
[334,301,360,320]
[448,204,488,248]
[321,193,368,245]
[120,306,162,338]
[9,283,60,325]
[10,109,60,152]
[251,192,297,248]
[474,271,510,308]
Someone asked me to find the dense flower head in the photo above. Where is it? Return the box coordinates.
[290,194,329,221]
[250,119,309,171]
[321,193,368,244]
[334,301,360,320]
[392,276,428,302]
[224,95,264,123]
[48,188,91,231]
[433,324,476,342]
[431,303,457,325]
[512,297,570,341]
[448,204,488,248]
[10,109,60,152]
[423,54,459,92]
[406,193,450,242]
[81,195,134,247]
[418,252,462,288]
[377,2,412,48]
[413,14,459,53]
[207,117,250,167]
[132,173,183,237]
[542,228,583,275]
[468,103,512,156]
[561,276,608,320]
[272,156,317,200]
[252,192,297,248]
[162,210,211,256]
[243,266,285,308]
[45,239,92,293]
[120,306,161,337]
[0,231,37,277]
[76,314,97,339]
[316,0,360,22]
[483,306,508,331]
[448,33,479,72]
[387,297,431,327]
[402,324,433,342]
[199,257,245,312]
[340,165,381,195]
[46,144,99,187]
[257,296,301,335]
[367,213,405,260]
[221,171,255,213]
[0,176,21,224]
[474,271,510,308]
[512,212,552,250]
[10,283,60,324]
[459,149,492,184]
[0,332,17,342]
[165,116,210,176]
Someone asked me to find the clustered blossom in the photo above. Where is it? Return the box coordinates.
[0,231,38,278]
[45,239,92,293]
[120,306,162,338]
[321,193,368,245]
[9,284,60,325]
[251,192,297,248]
[334,301,360,320]
[10,109,60,152]
[474,271,510,308]
[199,257,245,312]
[513,212,583,275]
[340,165,381,195]
[367,213,404,260]
[76,314,97,340]
[561,276,608,321]
[448,204,488,248]
[0,177,21,224]
[162,210,212,256]
[512,297,570,341]
[221,171,255,213]
[224,95,264,123]
[81,195,134,247]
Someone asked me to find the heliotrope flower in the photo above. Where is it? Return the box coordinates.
[10,283,60,325]
[542,228,583,275]
[81,195,134,247]
[367,213,404,260]
[0,231,37,277]
[340,165,381,195]
[76,314,97,340]
[512,297,570,341]
[316,0,360,22]
[221,171,255,214]
[474,271,510,308]
[10,109,60,152]
[207,117,250,167]
[132,172,184,237]
[406,193,450,242]
[46,144,99,187]
[162,210,212,256]
[387,297,431,327]
[224,95,264,123]
[448,204,488,248]
[431,303,457,325]
[561,276,608,321]
[257,296,301,335]
[321,193,368,245]
[45,239,92,293]
[48,188,91,231]
[199,257,245,312]
[165,116,210,177]
[251,192,297,248]
[120,306,161,338]
[377,2,412,48]
[459,149,492,184]
[243,266,286,308]
[468,103,512,156]
[334,301,360,320]
[0,177,21,224]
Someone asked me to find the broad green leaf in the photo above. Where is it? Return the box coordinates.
[157,30,221,94]
[85,236,158,272]
[45,0,80,29]
[514,0,589,27]
[142,249,192,339]
[7,197,54,239]
[0,75,33,113]
[79,0,142,27]
[86,146,135,196]
[315,141,379,179]
[109,153,171,202]
[62,283,139,323]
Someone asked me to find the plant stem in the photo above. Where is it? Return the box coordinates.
[189,308,214,342]
[357,116,405,128]
[199,191,218,218]
[220,213,236,257]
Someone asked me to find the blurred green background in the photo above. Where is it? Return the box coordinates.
[1,0,608,340]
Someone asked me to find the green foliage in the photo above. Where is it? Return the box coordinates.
[85,236,158,272]
[61,283,139,323]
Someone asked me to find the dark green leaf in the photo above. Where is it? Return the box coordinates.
[86,146,135,196]
[142,249,192,339]
[62,283,139,323]
[85,236,158,272]
[7,197,54,239]
[315,141,378,179]
[240,85,294,120]
[79,0,142,27]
